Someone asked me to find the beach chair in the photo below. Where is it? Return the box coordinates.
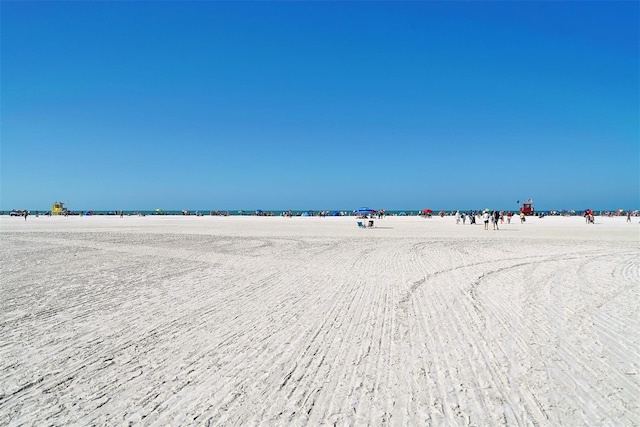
[357,221,366,228]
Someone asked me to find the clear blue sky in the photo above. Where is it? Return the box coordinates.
[2,1,638,211]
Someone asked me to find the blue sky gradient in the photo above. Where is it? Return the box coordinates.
[2,1,638,211]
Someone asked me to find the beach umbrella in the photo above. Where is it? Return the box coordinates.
[354,207,375,214]
[422,208,433,214]
[354,208,375,218]
[353,208,375,218]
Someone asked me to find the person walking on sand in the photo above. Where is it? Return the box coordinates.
[24,210,28,221]
[482,210,490,230]
[520,212,525,223]
[628,211,632,223]
[492,210,500,230]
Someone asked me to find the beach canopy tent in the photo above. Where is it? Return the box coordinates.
[354,207,376,215]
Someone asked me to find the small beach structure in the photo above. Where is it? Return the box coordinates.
[51,201,66,215]
[520,199,535,216]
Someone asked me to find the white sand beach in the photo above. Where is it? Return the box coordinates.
[1,214,638,425]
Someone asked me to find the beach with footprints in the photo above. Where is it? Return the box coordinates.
[1,214,638,425]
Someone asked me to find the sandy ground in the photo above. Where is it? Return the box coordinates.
[1,214,638,426]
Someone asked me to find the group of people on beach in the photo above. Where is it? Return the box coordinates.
[584,210,595,224]
[454,210,522,230]
[480,210,503,230]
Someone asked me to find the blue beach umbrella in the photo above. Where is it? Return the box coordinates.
[354,207,376,217]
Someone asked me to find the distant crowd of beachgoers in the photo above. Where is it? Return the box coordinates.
[2,209,638,218]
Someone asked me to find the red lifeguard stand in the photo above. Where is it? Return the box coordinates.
[519,199,535,216]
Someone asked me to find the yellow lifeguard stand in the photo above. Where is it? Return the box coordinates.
[52,201,66,215]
